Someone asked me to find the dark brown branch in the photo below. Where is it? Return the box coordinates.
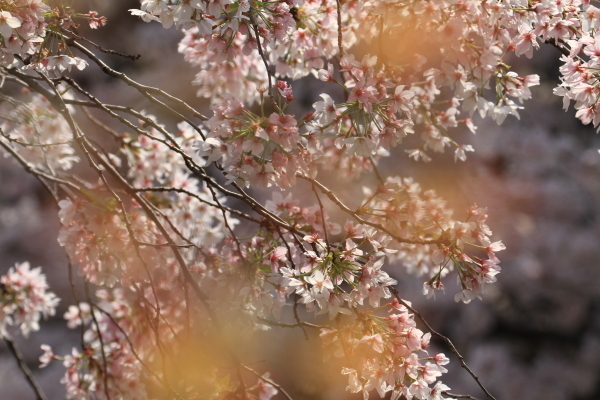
[3,337,49,400]
[443,392,481,400]
[248,11,280,111]
[206,179,246,262]
[134,187,262,224]
[294,298,309,340]
[8,69,305,246]
[545,38,570,57]
[65,29,141,61]
[61,34,208,122]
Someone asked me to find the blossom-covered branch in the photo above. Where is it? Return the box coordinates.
[3,0,597,399]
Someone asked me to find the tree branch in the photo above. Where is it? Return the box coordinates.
[298,175,444,246]
[3,337,49,400]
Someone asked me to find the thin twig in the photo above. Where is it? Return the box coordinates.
[134,187,261,224]
[443,392,481,400]
[335,0,344,58]
[0,136,80,193]
[61,33,208,122]
[293,298,309,340]
[8,69,305,247]
[248,11,280,111]
[257,317,326,330]
[92,305,184,399]
[312,181,331,252]
[390,288,496,400]
[3,337,49,400]
[84,283,112,400]
[369,155,385,185]
[243,365,294,400]
[65,29,141,61]
[298,175,444,245]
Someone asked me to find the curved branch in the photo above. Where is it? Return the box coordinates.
[257,317,327,330]
[3,337,49,400]
[443,392,481,400]
[61,33,208,122]
[390,288,496,400]
[298,175,444,246]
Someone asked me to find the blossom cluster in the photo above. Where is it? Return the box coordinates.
[361,177,504,303]
[555,3,600,129]
[173,0,356,104]
[194,92,315,189]
[0,1,104,72]
[120,118,237,247]
[0,261,59,337]
[322,300,450,400]
[162,0,546,166]
[45,290,146,400]
[0,90,79,172]
[0,0,49,67]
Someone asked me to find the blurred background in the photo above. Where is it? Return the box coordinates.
[2,1,600,399]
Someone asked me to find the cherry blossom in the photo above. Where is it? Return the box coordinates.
[5,0,600,399]
[0,262,59,337]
